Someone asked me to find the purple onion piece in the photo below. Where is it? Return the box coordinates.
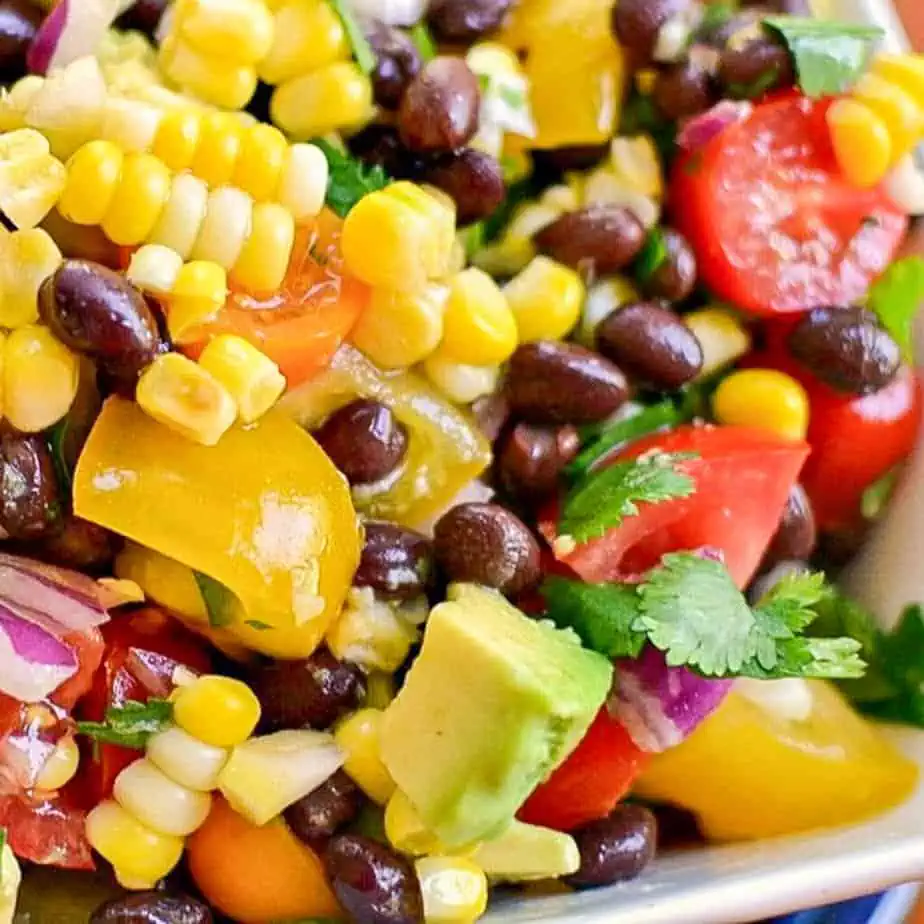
[677,101,753,152]
[0,603,77,702]
[27,0,125,75]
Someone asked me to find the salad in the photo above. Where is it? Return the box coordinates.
[0,0,922,920]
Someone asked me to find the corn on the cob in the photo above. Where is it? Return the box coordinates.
[0,129,66,230]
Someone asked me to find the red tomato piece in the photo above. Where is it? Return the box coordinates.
[542,424,809,589]
[518,709,648,832]
[671,94,907,315]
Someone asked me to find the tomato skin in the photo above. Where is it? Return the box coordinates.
[542,425,809,588]
[518,709,648,832]
[671,94,907,316]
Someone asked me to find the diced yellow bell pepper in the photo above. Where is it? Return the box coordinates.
[74,398,360,658]
[634,680,917,841]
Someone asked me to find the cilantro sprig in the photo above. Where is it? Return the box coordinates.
[193,571,236,628]
[866,256,924,363]
[326,0,376,74]
[77,699,173,751]
[544,556,865,680]
[313,139,390,219]
[558,452,696,543]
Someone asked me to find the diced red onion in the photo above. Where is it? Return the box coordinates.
[27,0,127,75]
[0,603,78,702]
[677,101,753,152]
[608,646,732,753]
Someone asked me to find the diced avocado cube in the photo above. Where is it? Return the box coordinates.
[380,583,613,848]
[473,820,580,882]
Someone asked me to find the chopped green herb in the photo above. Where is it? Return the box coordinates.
[77,699,173,750]
[245,619,274,631]
[313,138,389,219]
[559,452,696,543]
[699,1,736,36]
[409,22,436,61]
[763,16,883,98]
[866,256,924,363]
[477,73,492,94]
[326,0,377,74]
[47,418,73,495]
[499,154,522,182]
[619,92,677,165]
[634,227,669,283]
[861,466,900,521]
[727,65,785,100]
[194,571,236,628]
[497,84,527,109]
[459,221,486,259]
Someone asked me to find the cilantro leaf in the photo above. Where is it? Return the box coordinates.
[326,0,376,74]
[559,452,696,543]
[193,571,236,628]
[634,228,669,283]
[314,138,389,219]
[866,256,924,363]
[77,699,173,751]
[763,17,883,98]
[409,22,436,62]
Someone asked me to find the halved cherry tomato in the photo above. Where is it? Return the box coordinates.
[182,211,369,387]
[518,709,648,832]
[671,94,907,316]
[77,607,212,802]
[541,425,809,588]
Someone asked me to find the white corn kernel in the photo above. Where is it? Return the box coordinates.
[149,173,210,259]
[276,143,328,220]
[415,856,489,923]
[113,758,212,837]
[147,725,230,792]
[100,98,164,153]
[127,244,184,296]
[422,355,499,405]
[191,187,254,270]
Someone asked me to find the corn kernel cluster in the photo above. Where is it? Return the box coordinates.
[828,53,924,188]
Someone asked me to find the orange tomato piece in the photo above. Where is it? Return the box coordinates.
[187,796,342,923]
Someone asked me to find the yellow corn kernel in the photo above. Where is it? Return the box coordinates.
[610,135,664,200]
[578,276,639,348]
[160,38,257,111]
[180,0,275,64]
[334,708,396,805]
[438,268,517,366]
[350,284,448,369]
[114,758,212,837]
[85,799,184,891]
[136,353,237,446]
[232,123,287,201]
[173,674,262,748]
[127,244,184,296]
[0,75,42,131]
[853,72,923,160]
[198,334,286,423]
[504,257,584,343]
[872,54,924,102]
[35,734,80,792]
[190,113,243,188]
[364,671,396,710]
[0,129,66,230]
[472,202,560,278]
[259,0,349,85]
[390,183,456,280]
[100,97,163,154]
[152,109,202,173]
[385,790,444,856]
[713,368,809,442]
[0,228,62,328]
[147,725,229,792]
[149,173,210,259]
[827,98,893,189]
[59,140,125,226]
[191,187,254,270]
[4,325,78,432]
[276,142,328,220]
[684,307,751,378]
[167,260,228,343]
[422,354,499,405]
[416,856,489,923]
[102,153,171,246]
[270,62,373,140]
[230,201,295,294]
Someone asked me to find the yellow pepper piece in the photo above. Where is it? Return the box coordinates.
[74,398,360,658]
[853,72,923,161]
[635,680,917,840]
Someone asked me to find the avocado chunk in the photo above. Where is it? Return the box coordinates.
[380,583,613,848]
[473,820,580,882]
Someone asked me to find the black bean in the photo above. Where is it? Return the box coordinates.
[532,144,611,176]
[366,22,422,109]
[747,559,810,605]
[38,260,164,385]
[354,522,433,600]
[644,229,697,303]
[433,502,540,596]
[348,125,422,180]
[719,35,794,98]
[763,485,817,570]
[652,61,716,120]
[788,305,900,395]
[611,0,692,65]
[420,149,505,226]
[0,427,60,540]
[38,516,117,572]
[504,341,630,424]
[0,0,42,82]
[567,804,657,889]
[497,423,580,501]
[596,302,703,390]
[399,57,480,153]
[285,769,363,842]
[114,0,168,38]
[427,0,513,41]
[326,835,424,924]
[248,649,366,731]
[534,206,647,277]
[90,890,212,924]
[314,399,409,486]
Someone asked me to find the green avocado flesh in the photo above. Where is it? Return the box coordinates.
[380,583,613,848]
